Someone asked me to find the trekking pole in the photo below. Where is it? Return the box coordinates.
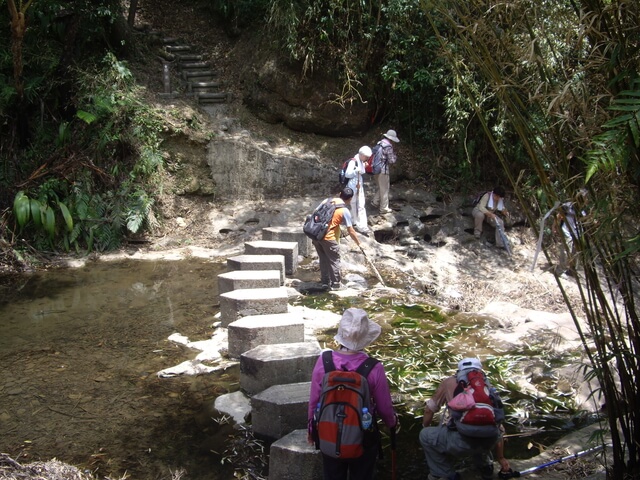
[498,444,606,479]
[530,201,560,272]
[390,426,397,480]
[359,245,386,287]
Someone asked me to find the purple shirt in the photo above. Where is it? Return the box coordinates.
[308,350,397,430]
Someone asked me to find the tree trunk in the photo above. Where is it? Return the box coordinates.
[128,0,139,27]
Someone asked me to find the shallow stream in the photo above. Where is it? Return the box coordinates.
[0,258,588,479]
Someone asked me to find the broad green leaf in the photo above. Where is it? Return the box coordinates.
[30,199,43,228]
[58,201,73,232]
[76,110,98,124]
[13,191,30,228]
[43,206,55,239]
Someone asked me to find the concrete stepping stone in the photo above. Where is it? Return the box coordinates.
[219,287,289,327]
[251,381,310,440]
[262,226,312,257]
[244,240,298,275]
[227,254,285,283]
[268,429,322,480]
[218,269,282,295]
[227,313,304,358]
[240,341,321,395]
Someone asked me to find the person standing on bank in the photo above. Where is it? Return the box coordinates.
[312,188,364,291]
[472,186,510,247]
[308,308,398,480]
[371,129,399,215]
[344,146,372,235]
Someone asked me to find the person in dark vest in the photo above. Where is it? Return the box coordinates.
[308,308,398,480]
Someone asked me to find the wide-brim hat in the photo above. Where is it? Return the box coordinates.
[458,357,483,371]
[383,129,400,143]
[334,308,381,351]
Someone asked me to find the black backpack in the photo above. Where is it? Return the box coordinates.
[303,198,345,241]
[338,159,353,187]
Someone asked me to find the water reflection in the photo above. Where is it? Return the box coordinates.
[0,259,235,480]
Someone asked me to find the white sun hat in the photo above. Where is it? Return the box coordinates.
[334,308,381,351]
[458,357,483,371]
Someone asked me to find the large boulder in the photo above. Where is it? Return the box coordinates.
[240,48,373,136]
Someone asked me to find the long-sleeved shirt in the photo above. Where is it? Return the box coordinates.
[379,139,397,175]
[308,349,397,429]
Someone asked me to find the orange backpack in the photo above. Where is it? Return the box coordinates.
[313,350,379,458]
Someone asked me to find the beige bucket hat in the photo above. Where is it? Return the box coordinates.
[383,129,400,143]
[334,308,381,351]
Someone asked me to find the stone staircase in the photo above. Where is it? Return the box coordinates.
[213,227,325,479]
[155,35,230,106]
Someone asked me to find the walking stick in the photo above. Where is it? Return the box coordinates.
[390,426,397,480]
[498,444,607,479]
[359,245,386,287]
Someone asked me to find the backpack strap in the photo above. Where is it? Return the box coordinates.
[321,350,336,373]
[355,356,379,378]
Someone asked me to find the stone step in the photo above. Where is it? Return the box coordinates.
[244,240,298,275]
[251,382,310,440]
[187,81,221,93]
[180,61,210,70]
[219,287,289,327]
[227,254,286,284]
[240,341,321,394]
[268,429,322,480]
[196,92,229,103]
[182,70,218,80]
[227,313,304,358]
[218,269,282,295]
[262,226,313,258]
[176,54,204,62]
[165,45,191,52]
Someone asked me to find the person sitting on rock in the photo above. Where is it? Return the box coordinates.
[472,186,510,248]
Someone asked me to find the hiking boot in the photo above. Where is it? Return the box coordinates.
[380,208,393,214]
[330,283,346,291]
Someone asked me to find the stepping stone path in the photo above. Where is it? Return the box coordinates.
[152,34,230,106]
[214,226,326,478]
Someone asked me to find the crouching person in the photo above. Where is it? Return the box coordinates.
[419,357,511,480]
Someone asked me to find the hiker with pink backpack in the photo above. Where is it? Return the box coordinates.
[419,357,514,480]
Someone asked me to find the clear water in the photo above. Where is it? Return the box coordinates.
[0,259,237,480]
